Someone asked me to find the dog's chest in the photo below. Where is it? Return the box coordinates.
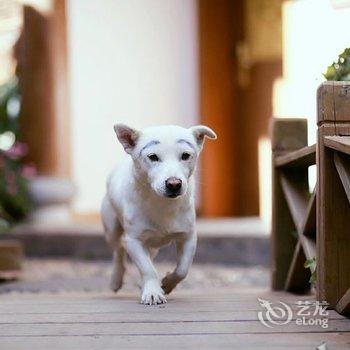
[143,201,194,234]
[138,229,185,248]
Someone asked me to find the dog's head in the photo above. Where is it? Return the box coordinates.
[114,124,217,199]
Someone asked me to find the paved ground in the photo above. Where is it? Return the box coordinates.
[0,259,269,294]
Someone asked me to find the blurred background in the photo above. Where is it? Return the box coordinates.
[0,0,350,292]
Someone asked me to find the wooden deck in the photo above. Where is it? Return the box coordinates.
[1,289,349,349]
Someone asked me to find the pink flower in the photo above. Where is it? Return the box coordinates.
[21,163,37,178]
[4,142,28,160]
[6,171,18,196]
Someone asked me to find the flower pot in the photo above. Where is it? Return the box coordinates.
[0,239,23,280]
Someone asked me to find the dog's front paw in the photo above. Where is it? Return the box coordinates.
[141,280,167,305]
[161,272,182,294]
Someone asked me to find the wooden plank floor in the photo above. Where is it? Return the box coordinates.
[1,289,350,349]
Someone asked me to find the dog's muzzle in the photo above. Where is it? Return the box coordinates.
[165,177,182,198]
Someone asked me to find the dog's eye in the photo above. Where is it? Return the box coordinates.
[148,154,159,162]
[181,152,191,161]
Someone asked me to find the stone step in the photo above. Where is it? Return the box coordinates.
[3,217,269,266]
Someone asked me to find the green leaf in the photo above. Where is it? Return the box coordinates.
[304,257,317,284]
[309,270,317,284]
[324,48,350,81]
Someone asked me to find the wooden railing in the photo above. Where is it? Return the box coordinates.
[271,118,316,295]
[271,81,350,315]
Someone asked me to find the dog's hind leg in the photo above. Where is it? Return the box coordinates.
[110,244,126,292]
[101,195,125,292]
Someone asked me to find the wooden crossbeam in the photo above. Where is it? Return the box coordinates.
[275,144,316,168]
[279,172,310,233]
[280,172,316,292]
[284,241,310,294]
[280,170,312,233]
[335,288,350,315]
[280,176,316,259]
[299,235,316,265]
[325,136,350,156]
[270,118,308,291]
[300,188,316,238]
[334,152,350,204]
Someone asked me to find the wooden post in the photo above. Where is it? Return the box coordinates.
[270,118,308,290]
[317,82,350,307]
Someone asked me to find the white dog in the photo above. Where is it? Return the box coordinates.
[101,123,216,305]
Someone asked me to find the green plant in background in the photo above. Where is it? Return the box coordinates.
[304,257,317,285]
[0,77,33,229]
[324,48,350,81]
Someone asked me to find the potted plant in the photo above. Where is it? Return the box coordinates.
[324,48,350,81]
[0,77,34,280]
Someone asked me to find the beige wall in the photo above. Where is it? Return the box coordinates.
[274,0,350,143]
[66,0,199,213]
[261,0,350,224]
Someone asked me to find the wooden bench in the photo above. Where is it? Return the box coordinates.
[271,81,350,315]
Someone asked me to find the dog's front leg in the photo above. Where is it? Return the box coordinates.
[123,235,166,305]
[161,232,197,294]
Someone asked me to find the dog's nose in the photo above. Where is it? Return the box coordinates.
[165,177,182,192]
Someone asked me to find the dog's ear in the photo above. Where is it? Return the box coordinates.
[190,125,217,148]
[114,124,140,154]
